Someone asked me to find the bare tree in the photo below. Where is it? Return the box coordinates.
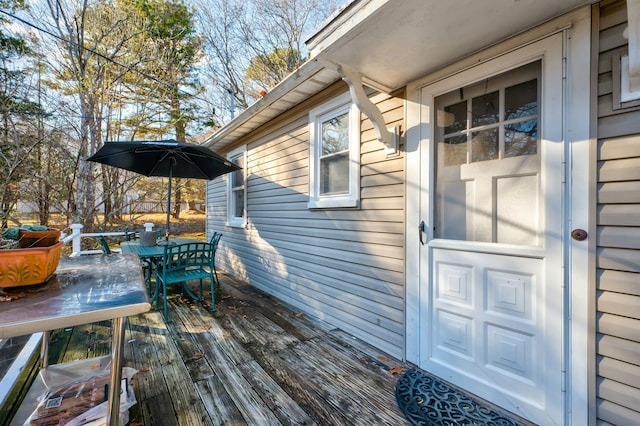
[0,4,46,228]
[193,0,340,124]
[35,0,141,230]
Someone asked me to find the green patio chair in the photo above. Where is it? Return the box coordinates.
[124,230,139,241]
[209,232,222,289]
[97,235,112,255]
[156,242,216,321]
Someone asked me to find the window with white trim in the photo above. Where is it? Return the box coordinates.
[308,92,360,209]
[227,145,246,227]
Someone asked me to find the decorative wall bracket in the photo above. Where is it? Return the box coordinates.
[339,65,398,155]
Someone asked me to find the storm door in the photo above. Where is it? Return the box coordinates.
[419,35,564,425]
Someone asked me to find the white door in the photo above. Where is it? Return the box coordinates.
[418,34,564,425]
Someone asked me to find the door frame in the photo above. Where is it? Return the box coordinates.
[404,7,592,424]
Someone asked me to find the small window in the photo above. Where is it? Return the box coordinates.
[227,145,246,227]
[308,92,360,209]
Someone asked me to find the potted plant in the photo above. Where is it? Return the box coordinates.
[0,226,63,288]
[18,227,61,248]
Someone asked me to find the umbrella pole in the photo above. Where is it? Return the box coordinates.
[165,164,172,242]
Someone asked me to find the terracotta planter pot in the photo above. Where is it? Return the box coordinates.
[0,241,64,288]
[18,228,61,248]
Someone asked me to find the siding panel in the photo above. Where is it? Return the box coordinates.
[248,216,405,234]
[598,110,640,138]
[597,356,640,388]
[596,2,640,422]
[598,313,640,341]
[597,204,640,225]
[596,291,640,319]
[597,378,640,415]
[207,86,406,358]
[599,134,640,159]
[597,269,640,295]
[597,334,640,372]
[598,181,640,203]
[597,226,640,248]
[597,247,640,272]
[597,398,640,426]
[598,157,640,181]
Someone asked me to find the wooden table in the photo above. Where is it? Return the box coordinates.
[2,255,150,426]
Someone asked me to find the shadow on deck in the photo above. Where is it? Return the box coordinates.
[120,272,411,425]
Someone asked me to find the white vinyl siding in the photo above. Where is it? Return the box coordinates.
[595,1,640,424]
[207,84,406,358]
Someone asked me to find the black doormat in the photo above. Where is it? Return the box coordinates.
[395,368,527,426]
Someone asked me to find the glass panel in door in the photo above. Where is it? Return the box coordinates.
[434,61,541,246]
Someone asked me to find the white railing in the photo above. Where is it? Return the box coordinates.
[63,222,156,257]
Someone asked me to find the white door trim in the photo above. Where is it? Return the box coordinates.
[404,7,591,424]
[564,8,592,426]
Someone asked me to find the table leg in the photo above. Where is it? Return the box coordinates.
[40,330,49,369]
[107,316,127,426]
[151,257,161,308]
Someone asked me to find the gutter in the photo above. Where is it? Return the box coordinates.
[204,59,335,152]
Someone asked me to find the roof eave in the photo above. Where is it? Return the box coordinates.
[204,60,341,152]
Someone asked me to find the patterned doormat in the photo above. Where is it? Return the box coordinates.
[395,368,528,426]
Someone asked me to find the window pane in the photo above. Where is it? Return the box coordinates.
[471,128,498,162]
[505,79,537,120]
[231,154,244,188]
[505,119,537,157]
[233,189,244,217]
[231,169,243,188]
[320,153,349,195]
[321,112,349,155]
[442,101,467,134]
[442,134,467,166]
[472,91,499,127]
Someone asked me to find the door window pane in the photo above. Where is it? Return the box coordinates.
[443,135,467,166]
[505,120,537,157]
[471,128,499,162]
[505,79,537,120]
[443,101,467,134]
[472,91,499,127]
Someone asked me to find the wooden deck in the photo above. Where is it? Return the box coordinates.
[46,271,411,425]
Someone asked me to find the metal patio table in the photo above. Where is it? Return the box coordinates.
[2,254,150,426]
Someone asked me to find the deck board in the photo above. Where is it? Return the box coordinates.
[39,271,410,425]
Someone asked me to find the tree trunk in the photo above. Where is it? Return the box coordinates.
[171,94,186,220]
[75,94,99,232]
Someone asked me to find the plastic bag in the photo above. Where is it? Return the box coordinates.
[25,367,137,426]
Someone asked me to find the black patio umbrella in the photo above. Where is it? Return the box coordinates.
[87,139,240,242]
